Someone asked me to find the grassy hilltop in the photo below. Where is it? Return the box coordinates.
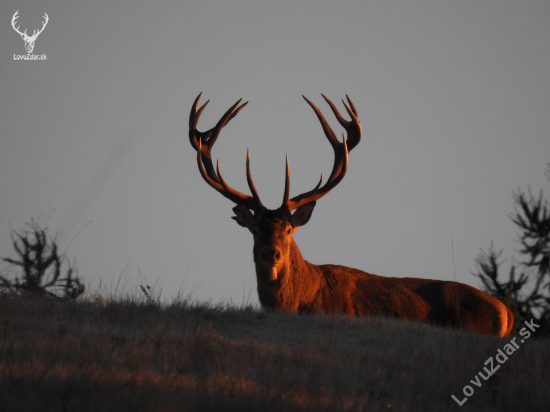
[0,293,548,412]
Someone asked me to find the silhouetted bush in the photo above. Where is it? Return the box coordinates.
[474,164,550,336]
[0,219,84,300]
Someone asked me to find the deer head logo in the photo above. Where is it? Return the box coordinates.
[11,11,49,54]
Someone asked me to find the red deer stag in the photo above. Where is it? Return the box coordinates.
[188,93,514,337]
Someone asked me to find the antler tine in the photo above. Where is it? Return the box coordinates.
[287,138,348,210]
[216,159,259,207]
[345,95,358,117]
[281,155,290,208]
[189,94,247,185]
[29,13,48,39]
[189,93,209,149]
[189,93,248,150]
[36,13,49,37]
[190,95,262,211]
[207,98,244,147]
[189,92,205,129]
[284,96,355,211]
[280,154,325,210]
[302,95,340,148]
[246,150,263,207]
[11,11,26,36]
[195,140,260,210]
[321,94,362,152]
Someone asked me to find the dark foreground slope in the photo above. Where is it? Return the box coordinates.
[0,293,548,412]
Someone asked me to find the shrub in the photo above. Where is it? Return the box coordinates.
[474,164,550,336]
[0,219,84,300]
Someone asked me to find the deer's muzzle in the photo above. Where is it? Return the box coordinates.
[260,246,282,265]
[259,246,283,281]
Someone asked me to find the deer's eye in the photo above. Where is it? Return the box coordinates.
[287,228,292,235]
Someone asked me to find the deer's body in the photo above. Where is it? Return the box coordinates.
[188,93,514,337]
[251,215,512,336]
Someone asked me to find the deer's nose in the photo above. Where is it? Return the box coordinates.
[260,246,282,264]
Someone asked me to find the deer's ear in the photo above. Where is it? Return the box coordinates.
[291,201,316,227]
[231,205,255,229]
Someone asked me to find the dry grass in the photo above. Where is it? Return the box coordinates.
[0,293,548,412]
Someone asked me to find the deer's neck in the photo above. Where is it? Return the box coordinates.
[255,238,322,311]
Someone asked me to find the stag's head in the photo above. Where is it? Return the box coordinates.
[231,198,317,283]
[188,93,361,284]
[11,11,49,54]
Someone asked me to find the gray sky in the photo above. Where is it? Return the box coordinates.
[1,0,549,304]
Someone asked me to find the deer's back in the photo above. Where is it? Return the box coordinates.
[310,264,505,332]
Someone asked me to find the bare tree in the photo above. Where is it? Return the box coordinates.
[474,163,550,336]
[1,219,84,300]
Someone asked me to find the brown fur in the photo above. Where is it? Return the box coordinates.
[242,209,513,337]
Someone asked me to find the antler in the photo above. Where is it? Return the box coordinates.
[189,93,264,211]
[188,93,361,213]
[11,11,26,37]
[11,11,49,40]
[281,95,362,211]
[32,13,49,40]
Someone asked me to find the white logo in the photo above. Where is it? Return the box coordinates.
[11,10,49,54]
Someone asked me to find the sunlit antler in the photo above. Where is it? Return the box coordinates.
[189,94,362,213]
[189,93,263,211]
[282,95,362,211]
